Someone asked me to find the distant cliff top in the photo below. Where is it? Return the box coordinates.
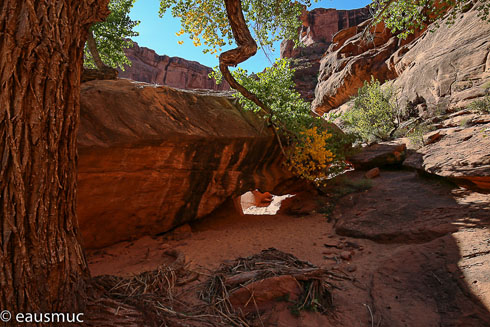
[280,6,371,101]
[280,6,370,59]
[118,42,230,91]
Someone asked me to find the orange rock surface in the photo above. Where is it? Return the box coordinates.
[78,79,291,249]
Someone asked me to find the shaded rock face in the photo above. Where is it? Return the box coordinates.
[335,171,464,243]
[348,142,407,169]
[280,7,370,101]
[313,4,490,115]
[78,79,290,249]
[118,42,229,91]
[332,170,490,326]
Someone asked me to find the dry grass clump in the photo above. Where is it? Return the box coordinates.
[88,249,340,327]
[200,248,336,326]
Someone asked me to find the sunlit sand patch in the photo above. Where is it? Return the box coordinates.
[239,191,295,215]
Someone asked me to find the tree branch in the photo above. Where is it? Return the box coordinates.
[87,29,107,69]
[361,0,397,39]
[219,0,287,156]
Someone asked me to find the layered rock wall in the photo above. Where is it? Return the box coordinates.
[313,4,490,114]
[118,42,230,91]
[280,7,370,101]
[313,6,490,189]
[389,6,490,112]
[312,20,421,115]
[78,79,289,249]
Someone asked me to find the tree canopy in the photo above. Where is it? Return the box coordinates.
[84,0,139,70]
[159,0,311,55]
[87,0,490,69]
[371,0,490,39]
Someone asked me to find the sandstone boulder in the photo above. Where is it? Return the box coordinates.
[118,42,229,91]
[78,79,290,249]
[348,143,407,169]
[403,122,490,190]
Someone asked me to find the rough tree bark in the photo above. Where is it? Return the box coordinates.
[0,0,110,315]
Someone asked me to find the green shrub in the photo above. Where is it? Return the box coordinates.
[469,96,490,114]
[407,123,432,148]
[210,59,350,185]
[468,82,490,113]
[341,77,399,143]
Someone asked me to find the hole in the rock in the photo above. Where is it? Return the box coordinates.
[236,190,295,215]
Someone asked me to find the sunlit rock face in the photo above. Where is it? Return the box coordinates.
[389,5,490,112]
[78,79,290,249]
[404,120,490,190]
[313,3,490,115]
[118,42,230,91]
[311,20,420,115]
[280,6,370,102]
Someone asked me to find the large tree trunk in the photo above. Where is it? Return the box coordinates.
[0,0,109,315]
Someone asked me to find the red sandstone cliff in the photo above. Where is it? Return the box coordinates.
[312,5,490,190]
[280,7,370,101]
[118,42,230,91]
[312,5,490,115]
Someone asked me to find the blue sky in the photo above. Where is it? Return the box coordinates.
[129,0,371,73]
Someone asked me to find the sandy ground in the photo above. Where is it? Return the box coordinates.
[88,199,335,276]
[87,169,490,327]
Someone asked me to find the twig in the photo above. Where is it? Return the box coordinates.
[363,303,375,327]
[361,0,397,40]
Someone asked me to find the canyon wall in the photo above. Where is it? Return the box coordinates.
[312,4,490,115]
[118,42,230,91]
[309,5,490,190]
[280,7,370,101]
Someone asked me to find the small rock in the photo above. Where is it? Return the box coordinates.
[324,242,341,249]
[345,241,361,249]
[365,167,380,179]
[424,130,444,145]
[447,263,458,274]
[166,224,192,241]
[340,251,352,260]
[252,190,273,207]
[346,265,357,272]
[228,275,302,313]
